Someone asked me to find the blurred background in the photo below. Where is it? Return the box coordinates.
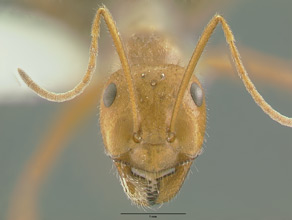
[0,0,291,219]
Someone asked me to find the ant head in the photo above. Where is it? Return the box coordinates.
[100,64,206,206]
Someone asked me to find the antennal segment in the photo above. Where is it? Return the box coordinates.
[18,6,140,132]
[170,14,292,132]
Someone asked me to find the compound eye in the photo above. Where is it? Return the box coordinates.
[190,82,203,107]
[103,83,117,107]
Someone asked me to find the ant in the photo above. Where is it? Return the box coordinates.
[15,6,291,208]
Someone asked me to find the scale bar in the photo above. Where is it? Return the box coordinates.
[121,213,186,215]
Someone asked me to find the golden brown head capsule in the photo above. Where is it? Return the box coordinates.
[100,31,206,206]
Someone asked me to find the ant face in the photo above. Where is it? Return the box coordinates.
[100,64,206,206]
[14,5,291,212]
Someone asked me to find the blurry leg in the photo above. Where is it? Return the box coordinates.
[203,46,292,92]
[7,81,103,220]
